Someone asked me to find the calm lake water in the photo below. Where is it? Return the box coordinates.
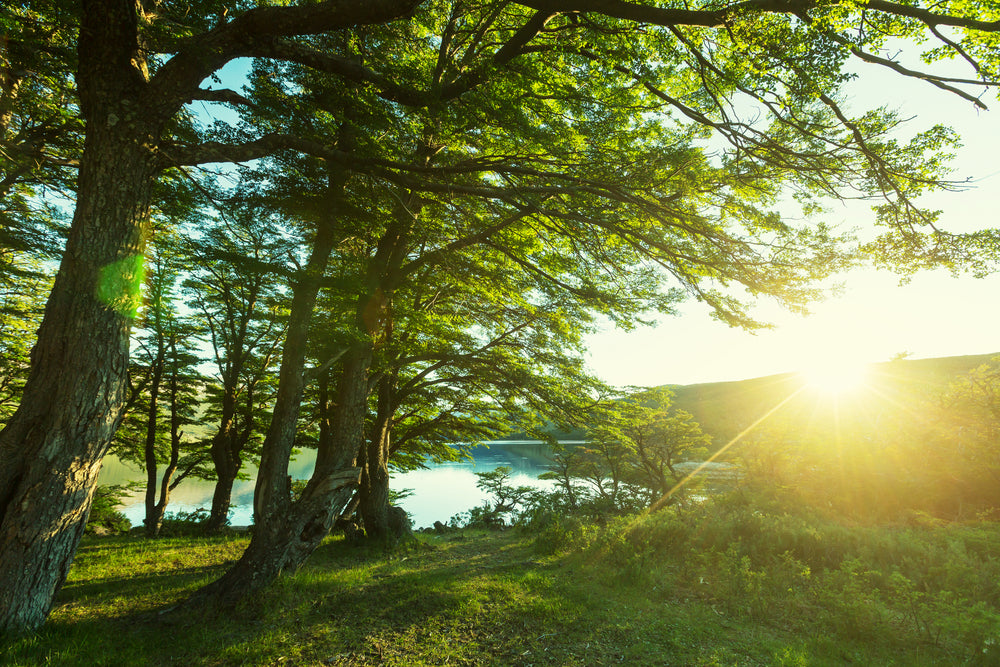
[97,442,568,529]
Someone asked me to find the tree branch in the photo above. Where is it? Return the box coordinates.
[145,0,424,122]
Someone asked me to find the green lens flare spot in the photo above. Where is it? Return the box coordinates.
[96,254,144,318]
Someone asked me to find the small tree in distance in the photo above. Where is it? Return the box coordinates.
[539,388,711,514]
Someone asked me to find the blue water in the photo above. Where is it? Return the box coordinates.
[99,442,563,529]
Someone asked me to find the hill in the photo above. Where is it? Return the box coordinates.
[669,352,999,452]
[501,352,999,449]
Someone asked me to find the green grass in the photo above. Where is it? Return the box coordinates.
[5,510,1000,666]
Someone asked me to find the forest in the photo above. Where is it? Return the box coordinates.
[1,0,1000,661]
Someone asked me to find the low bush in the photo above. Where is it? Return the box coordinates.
[85,483,137,536]
[570,490,1000,662]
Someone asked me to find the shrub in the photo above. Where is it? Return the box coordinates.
[86,483,136,535]
[159,508,214,535]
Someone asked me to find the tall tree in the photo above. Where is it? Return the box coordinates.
[185,0,994,605]
[184,212,288,531]
[0,0,421,632]
[112,230,205,536]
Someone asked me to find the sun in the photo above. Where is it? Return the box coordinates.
[799,358,869,394]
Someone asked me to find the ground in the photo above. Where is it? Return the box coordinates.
[1,526,977,666]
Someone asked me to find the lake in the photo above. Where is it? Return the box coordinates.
[97,441,569,529]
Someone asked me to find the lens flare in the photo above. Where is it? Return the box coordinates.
[800,359,869,394]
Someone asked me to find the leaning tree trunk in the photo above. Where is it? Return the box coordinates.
[184,165,366,609]
[0,1,159,632]
[189,345,371,609]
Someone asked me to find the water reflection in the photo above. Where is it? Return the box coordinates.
[98,442,564,529]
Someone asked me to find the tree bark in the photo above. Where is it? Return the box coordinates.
[0,0,158,633]
[0,0,434,635]
[206,431,242,531]
[360,374,394,540]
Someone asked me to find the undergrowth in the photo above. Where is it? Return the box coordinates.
[4,493,1000,666]
[548,492,1000,665]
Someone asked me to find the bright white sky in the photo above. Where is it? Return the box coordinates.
[585,60,1000,387]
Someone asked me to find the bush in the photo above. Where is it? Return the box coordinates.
[563,488,1000,661]
[158,508,215,535]
[532,513,590,555]
[86,483,136,536]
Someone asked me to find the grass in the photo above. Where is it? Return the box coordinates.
[4,507,1000,666]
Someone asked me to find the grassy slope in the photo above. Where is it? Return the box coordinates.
[6,519,995,666]
[502,352,999,448]
[670,352,999,449]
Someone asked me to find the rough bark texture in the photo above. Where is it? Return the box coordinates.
[0,0,432,635]
[360,375,394,540]
[0,0,158,633]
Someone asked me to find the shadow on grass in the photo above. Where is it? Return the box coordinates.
[7,531,722,666]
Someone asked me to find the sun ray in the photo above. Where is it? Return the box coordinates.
[800,359,869,395]
[650,385,806,511]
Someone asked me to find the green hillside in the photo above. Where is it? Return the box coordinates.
[669,352,999,452]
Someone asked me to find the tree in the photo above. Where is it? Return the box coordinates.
[0,260,50,428]
[0,0,421,632]
[0,1,79,280]
[184,212,288,532]
[558,388,712,512]
[3,0,1000,633]
[616,388,711,506]
[928,357,1000,513]
[112,231,206,537]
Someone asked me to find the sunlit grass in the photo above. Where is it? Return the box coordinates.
[5,521,996,666]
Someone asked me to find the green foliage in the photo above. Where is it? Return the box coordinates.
[548,387,712,513]
[449,467,540,529]
[8,513,1000,665]
[85,484,137,536]
[566,491,1000,662]
[0,261,50,427]
[157,508,216,536]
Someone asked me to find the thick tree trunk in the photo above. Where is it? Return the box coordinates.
[360,375,394,540]
[0,3,155,632]
[360,445,391,539]
[0,0,160,633]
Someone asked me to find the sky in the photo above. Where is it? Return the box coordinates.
[585,58,1000,388]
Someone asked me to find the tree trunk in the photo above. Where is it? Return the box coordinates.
[0,0,158,632]
[360,435,392,540]
[206,436,241,531]
[184,165,365,609]
[144,335,184,538]
[360,374,394,540]
[142,355,165,536]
